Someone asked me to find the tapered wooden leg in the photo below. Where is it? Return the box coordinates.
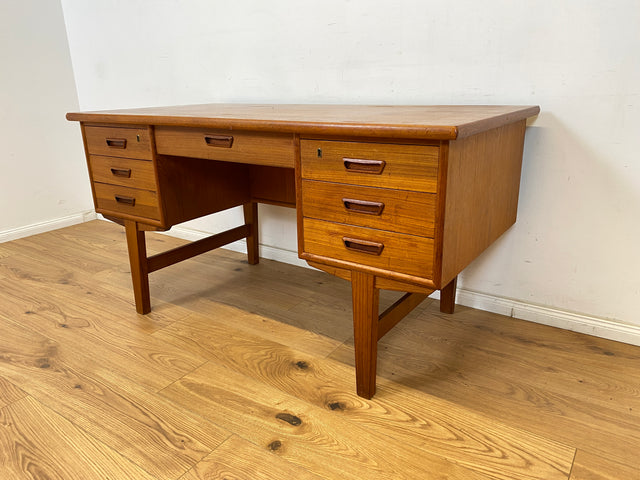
[439,276,458,314]
[243,202,259,265]
[124,220,151,314]
[351,271,379,399]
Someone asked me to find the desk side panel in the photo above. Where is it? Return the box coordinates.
[440,120,527,286]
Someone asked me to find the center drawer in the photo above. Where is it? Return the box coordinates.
[155,126,295,168]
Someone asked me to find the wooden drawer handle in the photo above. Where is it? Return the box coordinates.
[343,158,386,174]
[105,138,127,149]
[114,194,136,206]
[204,135,234,148]
[110,167,132,178]
[343,237,384,256]
[342,198,385,216]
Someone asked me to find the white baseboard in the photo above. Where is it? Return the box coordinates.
[165,225,640,347]
[455,289,640,347]
[0,211,97,243]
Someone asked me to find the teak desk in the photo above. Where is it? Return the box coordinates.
[67,104,539,398]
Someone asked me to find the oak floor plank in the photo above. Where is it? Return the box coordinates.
[154,308,574,480]
[0,376,27,409]
[0,315,229,480]
[0,246,184,333]
[2,221,640,479]
[181,435,327,480]
[185,298,345,358]
[329,302,640,469]
[0,396,156,480]
[161,360,495,480]
[568,450,639,480]
[134,257,358,342]
[0,267,205,391]
[382,304,640,415]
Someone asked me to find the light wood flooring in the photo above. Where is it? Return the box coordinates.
[0,220,638,479]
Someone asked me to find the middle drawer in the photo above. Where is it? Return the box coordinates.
[302,180,436,237]
[155,126,295,168]
[89,155,157,190]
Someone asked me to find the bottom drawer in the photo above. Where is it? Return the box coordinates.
[302,218,434,279]
[93,183,160,220]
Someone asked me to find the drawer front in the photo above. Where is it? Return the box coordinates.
[84,126,152,160]
[302,180,436,237]
[89,155,157,190]
[93,183,160,220]
[303,218,434,279]
[300,140,439,193]
[155,126,295,168]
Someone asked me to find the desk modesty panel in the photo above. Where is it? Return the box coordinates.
[67,104,540,399]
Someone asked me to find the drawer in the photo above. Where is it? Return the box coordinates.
[300,140,439,193]
[89,155,157,190]
[155,126,295,168]
[93,183,160,220]
[303,218,434,279]
[84,126,152,160]
[302,180,436,237]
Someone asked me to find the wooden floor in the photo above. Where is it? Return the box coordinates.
[0,221,639,480]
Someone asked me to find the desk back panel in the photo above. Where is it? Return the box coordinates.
[156,155,251,228]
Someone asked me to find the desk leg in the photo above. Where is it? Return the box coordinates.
[243,202,259,265]
[439,276,458,314]
[351,271,379,399]
[124,220,151,314]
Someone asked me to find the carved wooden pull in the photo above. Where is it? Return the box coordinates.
[114,194,136,206]
[105,138,127,148]
[343,158,386,174]
[204,135,234,148]
[343,237,384,256]
[342,198,385,216]
[110,167,132,178]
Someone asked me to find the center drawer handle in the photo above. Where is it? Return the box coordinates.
[204,135,234,148]
[343,158,386,175]
[343,237,385,256]
[105,138,127,149]
[114,194,136,206]
[110,167,132,178]
[342,198,385,216]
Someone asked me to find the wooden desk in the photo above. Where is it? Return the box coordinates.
[67,104,539,398]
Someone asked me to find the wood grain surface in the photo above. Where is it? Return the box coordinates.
[0,396,157,480]
[68,104,540,140]
[0,220,637,479]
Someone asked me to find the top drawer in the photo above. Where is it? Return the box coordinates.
[300,140,439,193]
[84,126,152,160]
[155,127,295,168]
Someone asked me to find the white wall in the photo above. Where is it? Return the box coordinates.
[60,1,640,341]
[0,0,92,239]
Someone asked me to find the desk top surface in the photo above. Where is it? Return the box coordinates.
[67,104,539,140]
